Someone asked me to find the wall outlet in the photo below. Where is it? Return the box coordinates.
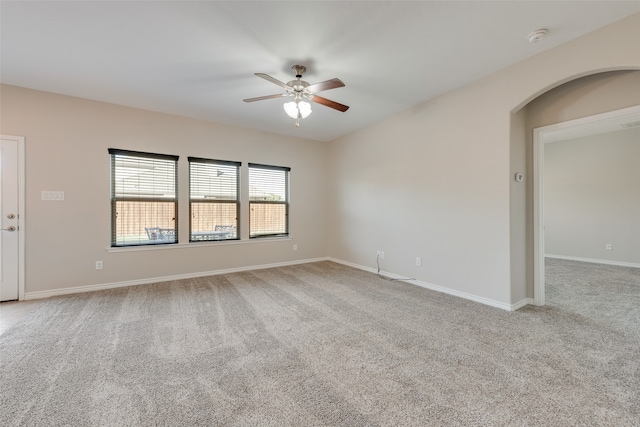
[377,251,385,260]
[293,244,298,251]
[95,261,103,270]
[605,244,612,251]
[416,257,422,267]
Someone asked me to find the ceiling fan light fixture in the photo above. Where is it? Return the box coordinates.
[298,101,312,118]
[283,101,299,119]
[283,100,312,119]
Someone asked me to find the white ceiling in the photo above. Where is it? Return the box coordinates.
[2,1,639,142]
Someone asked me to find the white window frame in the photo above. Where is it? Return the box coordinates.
[248,163,290,239]
[109,149,179,247]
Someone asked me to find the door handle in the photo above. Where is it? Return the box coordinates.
[2,226,16,232]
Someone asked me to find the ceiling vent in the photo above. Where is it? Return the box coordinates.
[620,120,640,129]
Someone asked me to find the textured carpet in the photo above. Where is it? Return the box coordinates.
[1,260,639,426]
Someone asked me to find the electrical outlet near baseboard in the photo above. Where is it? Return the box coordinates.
[377,251,385,260]
[605,244,612,251]
[416,257,422,267]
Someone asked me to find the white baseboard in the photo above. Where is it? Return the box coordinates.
[328,258,530,312]
[25,256,535,312]
[511,298,535,310]
[24,257,329,300]
[545,254,640,269]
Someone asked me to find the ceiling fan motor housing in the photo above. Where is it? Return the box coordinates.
[287,79,310,94]
[291,65,306,78]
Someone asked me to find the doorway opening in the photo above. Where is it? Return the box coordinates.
[533,105,640,305]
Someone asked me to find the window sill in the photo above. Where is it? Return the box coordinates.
[106,236,292,253]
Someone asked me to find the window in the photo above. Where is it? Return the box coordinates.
[109,149,178,246]
[248,163,290,238]
[189,157,240,241]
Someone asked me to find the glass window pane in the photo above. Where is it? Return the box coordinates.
[248,164,289,238]
[112,155,176,199]
[114,201,176,245]
[249,203,287,237]
[110,150,178,247]
[191,202,238,241]
[249,167,287,201]
[190,162,238,201]
[189,158,240,242]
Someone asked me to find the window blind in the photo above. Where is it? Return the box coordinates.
[189,157,240,241]
[248,163,290,238]
[109,149,178,246]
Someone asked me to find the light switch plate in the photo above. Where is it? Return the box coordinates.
[42,191,65,201]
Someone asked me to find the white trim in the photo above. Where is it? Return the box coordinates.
[533,105,640,307]
[511,298,535,311]
[18,137,26,301]
[329,258,528,312]
[0,135,26,301]
[24,257,328,300]
[533,126,545,306]
[546,254,640,269]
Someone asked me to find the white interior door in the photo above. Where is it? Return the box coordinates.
[0,137,21,301]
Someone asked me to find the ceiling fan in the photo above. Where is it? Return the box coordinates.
[243,65,349,127]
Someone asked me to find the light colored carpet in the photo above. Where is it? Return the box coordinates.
[1,260,638,426]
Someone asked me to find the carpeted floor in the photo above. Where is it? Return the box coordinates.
[1,260,638,426]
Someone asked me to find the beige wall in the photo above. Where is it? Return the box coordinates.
[329,13,640,308]
[525,71,640,130]
[544,127,640,264]
[510,108,528,303]
[0,85,328,295]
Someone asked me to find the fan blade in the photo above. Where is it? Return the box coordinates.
[310,95,349,112]
[243,94,287,102]
[255,73,288,89]
[306,78,345,93]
